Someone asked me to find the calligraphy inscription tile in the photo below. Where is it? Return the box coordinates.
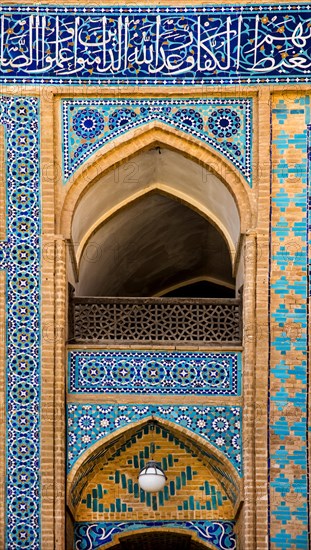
[62,97,252,184]
[0,5,311,86]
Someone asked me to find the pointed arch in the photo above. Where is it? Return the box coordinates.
[75,184,237,270]
[99,527,229,550]
[67,415,242,518]
[59,122,254,244]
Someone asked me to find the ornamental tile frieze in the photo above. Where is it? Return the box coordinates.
[0,5,311,86]
[62,97,252,184]
[74,521,237,550]
[68,350,241,396]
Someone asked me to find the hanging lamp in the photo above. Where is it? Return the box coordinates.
[138,419,167,493]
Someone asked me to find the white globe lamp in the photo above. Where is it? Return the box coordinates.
[138,460,167,493]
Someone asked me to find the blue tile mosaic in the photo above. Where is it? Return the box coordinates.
[268,99,310,548]
[62,98,252,184]
[68,350,241,396]
[1,5,311,86]
[0,97,41,549]
[67,404,242,475]
[74,520,236,550]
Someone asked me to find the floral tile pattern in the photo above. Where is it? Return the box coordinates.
[74,520,237,550]
[67,404,242,475]
[0,97,41,549]
[68,350,241,396]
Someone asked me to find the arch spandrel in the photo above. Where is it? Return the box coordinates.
[62,98,252,186]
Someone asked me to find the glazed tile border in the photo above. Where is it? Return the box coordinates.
[268,98,310,548]
[67,404,242,475]
[68,350,241,396]
[62,97,252,185]
[74,520,236,550]
[0,5,311,86]
[0,98,41,549]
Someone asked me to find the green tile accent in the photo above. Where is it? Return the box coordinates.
[97,485,103,499]
[134,483,139,499]
[92,498,98,512]
[186,466,192,480]
[86,494,91,509]
[98,503,103,513]
[121,474,127,489]
[127,479,133,494]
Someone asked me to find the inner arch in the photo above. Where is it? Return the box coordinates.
[71,147,241,297]
[103,530,218,550]
[76,192,235,297]
[72,147,240,252]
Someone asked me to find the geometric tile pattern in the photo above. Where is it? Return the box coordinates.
[77,425,234,520]
[2,4,311,91]
[68,350,241,396]
[67,404,242,475]
[74,520,237,550]
[0,98,41,549]
[62,98,252,184]
[269,97,310,549]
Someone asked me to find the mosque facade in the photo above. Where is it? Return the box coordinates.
[0,2,310,549]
